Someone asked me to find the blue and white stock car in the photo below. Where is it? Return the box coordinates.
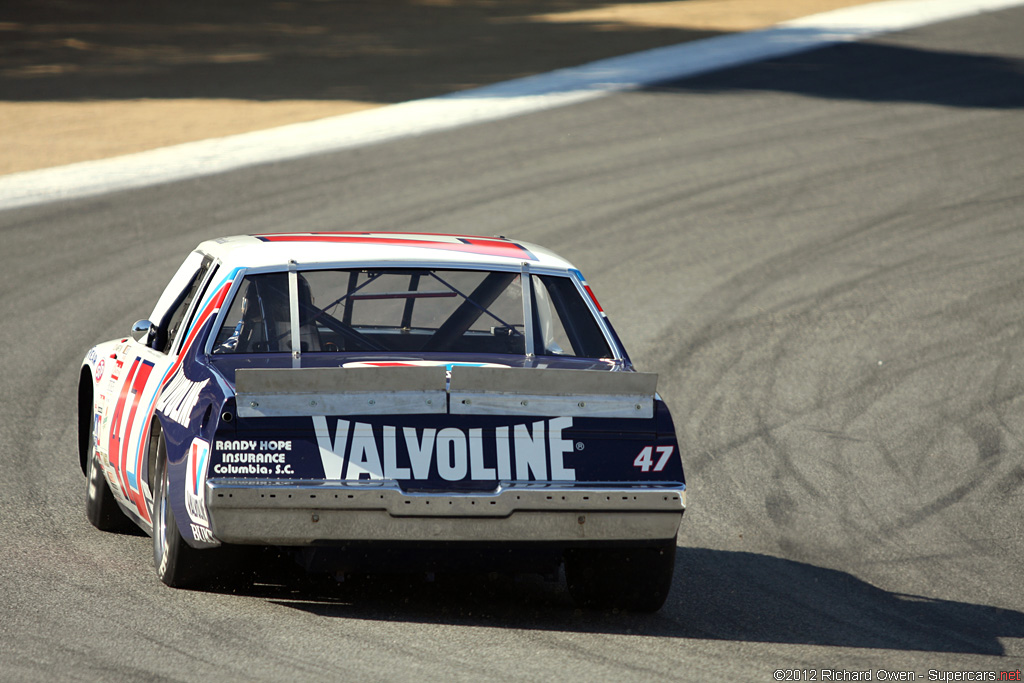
[79,233,686,611]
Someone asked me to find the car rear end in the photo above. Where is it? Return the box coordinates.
[182,236,685,609]
[203,362,684,610]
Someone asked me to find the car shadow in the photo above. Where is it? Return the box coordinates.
[213,546,1024,655]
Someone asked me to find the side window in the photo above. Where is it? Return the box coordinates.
[532,276,574,355]
[534,275,613,359]
[160,257,215,353]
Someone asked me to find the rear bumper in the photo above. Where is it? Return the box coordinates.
[205,479,685,545]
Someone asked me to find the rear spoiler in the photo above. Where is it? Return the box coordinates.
[235,366,656,419]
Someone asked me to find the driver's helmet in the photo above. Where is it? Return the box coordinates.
[232,273,319,352]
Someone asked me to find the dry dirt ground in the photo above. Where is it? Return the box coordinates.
[1,0,874,176]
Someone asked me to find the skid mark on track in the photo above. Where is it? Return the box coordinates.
[643,193,1024,565]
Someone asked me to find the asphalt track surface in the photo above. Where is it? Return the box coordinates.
[2,8,1023,682]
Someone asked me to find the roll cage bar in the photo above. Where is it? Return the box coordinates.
[257,267,531,358]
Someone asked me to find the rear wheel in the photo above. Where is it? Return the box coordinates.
[152,435,205,588]
[85,417,132,532]
[564,539,677,612]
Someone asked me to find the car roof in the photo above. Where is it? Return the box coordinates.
[196,233,579,272]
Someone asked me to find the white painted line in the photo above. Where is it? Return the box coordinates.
[1,0,1021,211]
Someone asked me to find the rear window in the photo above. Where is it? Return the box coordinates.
[212,268,612,358]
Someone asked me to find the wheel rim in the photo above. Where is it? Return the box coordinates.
[86,444,100,504]
[85,417,102,505]
[155,463,170,576]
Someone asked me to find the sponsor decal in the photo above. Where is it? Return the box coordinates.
[213,440,294,475]
[94,358,105,383]
[155,372,209,427]
[106,358,124,395]
[185,438,211,527]
[311,416,576,482]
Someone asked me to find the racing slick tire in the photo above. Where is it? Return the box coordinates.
[564,538,677,612]
[152,434,207,588]
[85,416,133,532]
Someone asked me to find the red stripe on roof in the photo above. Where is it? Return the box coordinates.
[254,233,536,261]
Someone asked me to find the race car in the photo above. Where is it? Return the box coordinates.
[79,233,686,611]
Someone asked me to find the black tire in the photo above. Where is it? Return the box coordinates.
[84,417,133,532]
[152,436,205,588]
[564,539,677,612]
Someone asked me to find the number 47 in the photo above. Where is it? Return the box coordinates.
[633,446,674,472]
